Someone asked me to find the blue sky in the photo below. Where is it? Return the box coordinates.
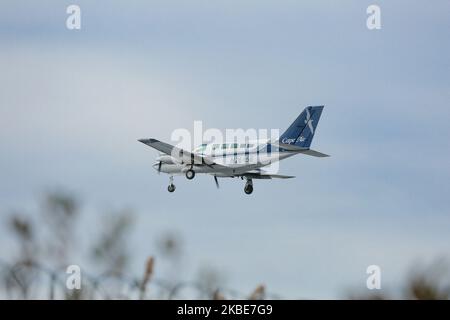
[1,0,450,298]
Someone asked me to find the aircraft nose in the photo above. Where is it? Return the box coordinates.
[152,163,159,171]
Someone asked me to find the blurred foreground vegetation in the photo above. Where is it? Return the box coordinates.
[1,191,269,299]
[1,191,449,300]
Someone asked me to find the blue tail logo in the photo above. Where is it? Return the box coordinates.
[304,108,315,135]
[279,106,324,148]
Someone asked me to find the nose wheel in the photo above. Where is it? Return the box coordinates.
[167,176,176,193]
[244,179,253,195]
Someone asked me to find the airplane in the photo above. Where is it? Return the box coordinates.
[138,106,328,194]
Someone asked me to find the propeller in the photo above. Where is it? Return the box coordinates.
[157,161,162,173]
[214,176,219,189]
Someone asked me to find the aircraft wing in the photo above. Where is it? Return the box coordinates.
[138,138,226,168]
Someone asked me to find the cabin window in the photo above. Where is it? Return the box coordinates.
[194,144,207,153]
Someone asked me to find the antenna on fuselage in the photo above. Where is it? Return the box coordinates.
[214,176,219,189]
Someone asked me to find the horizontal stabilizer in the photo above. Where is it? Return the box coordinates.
[298,149,330,157]
[276,142,329,157]
[241,172,295,179]
[264,174,295,179]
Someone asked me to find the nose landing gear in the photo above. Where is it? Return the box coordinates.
[244,179,253,195]
[167,176,176,193]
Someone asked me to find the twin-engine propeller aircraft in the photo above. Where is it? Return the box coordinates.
[139,106,328,194]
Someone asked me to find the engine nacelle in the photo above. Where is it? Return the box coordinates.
[156,155,176,164]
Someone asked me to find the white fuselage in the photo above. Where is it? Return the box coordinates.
[153,140,296,177]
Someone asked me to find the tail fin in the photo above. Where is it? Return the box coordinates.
[279,106,324,148]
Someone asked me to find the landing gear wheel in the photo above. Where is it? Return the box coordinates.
[167,184,176,193]
[244,179,253,195]
[185,169,195,180]
[244,185,253,194]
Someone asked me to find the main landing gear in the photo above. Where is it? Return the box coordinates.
[167,176,176,193]
[244,179,253,195]
[185,169,195,180]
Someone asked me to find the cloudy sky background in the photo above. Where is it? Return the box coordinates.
[1,0,450,298]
